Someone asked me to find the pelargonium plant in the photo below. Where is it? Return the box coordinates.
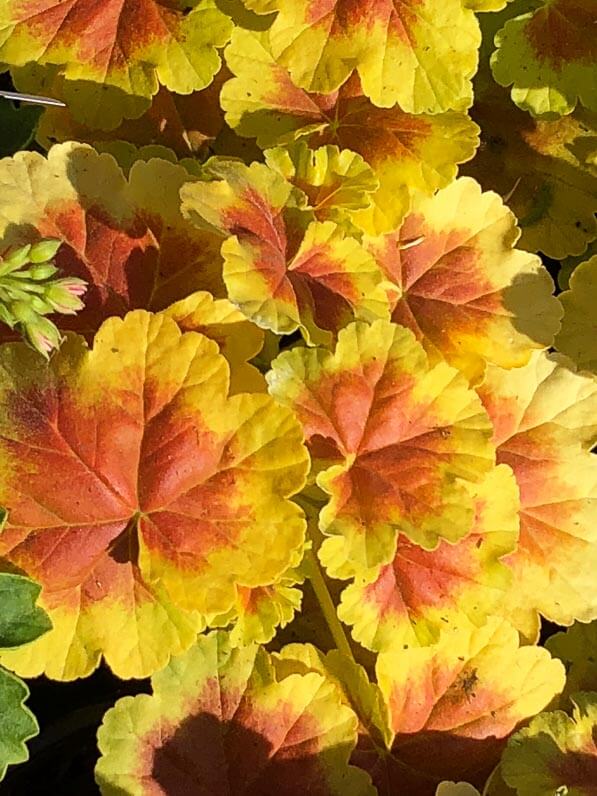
[0,0,595,793]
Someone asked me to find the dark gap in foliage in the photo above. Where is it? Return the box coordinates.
[2,665,150,794]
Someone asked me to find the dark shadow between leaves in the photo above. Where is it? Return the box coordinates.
[97,711,360,796]
[353,728,506,796]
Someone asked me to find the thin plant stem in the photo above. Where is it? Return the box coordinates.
[304,547,355,662]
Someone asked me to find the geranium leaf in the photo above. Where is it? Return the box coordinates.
[555,255,597,375]
[0,668,38,781]
[464,86,597,259]
[501,692,597,795]
[478,351,597,633]
[0,573,49,780]
[161,290,266,394]
[367,176,562,382]
[264,142,379,233]
[180,159,390,341]
[95,630,375,795]
[210,557,306,647]
[546,621,597,705]
[336,464,519,651]
[0,143,224,338]
[0,311,309,679]
[267,319,495,572]
[222,29,480,233]
[248,0,480,112]
[12,62,227,156]
[0,572,52,648]
[491,0,597,116]
[0,0,232,128]
[360,617,565,795]
[228,580,303,648]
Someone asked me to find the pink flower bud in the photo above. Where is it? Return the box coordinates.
[24,317,63,359]
[44,278,87,314]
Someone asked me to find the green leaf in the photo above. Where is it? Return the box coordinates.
[0,573,49,781]
[0,668,38,781]
[0,572,52,648]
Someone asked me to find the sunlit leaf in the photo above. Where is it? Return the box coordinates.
[0,0,232,128]
[0,143,224,338]
[180,159,390,341]
[501,692,597,796]
[464,86,597,259]
[272,643,393,751]
[465,0,516,9]
[267,319,495,572]
[222,29,480,232]
[210,557,306,647]
[264,142,379,233]
[95,630,375,795]
[478,351,597,634]
[336,464,519,651]
[491,0,597,116]
[0,311,309,679]
[161,290,266,394]
[358,617,565,795]
[555,255,597,375]
[366,177,562,381]
[245,0,480,112]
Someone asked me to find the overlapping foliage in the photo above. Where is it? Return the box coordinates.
[0,0,595,791]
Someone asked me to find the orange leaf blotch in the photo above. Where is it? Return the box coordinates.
[328,98,433,163]
[0,313,308,678]
[0,145,225,341]
[39,200,158,329]
[388,222,503,345]
[368,179,561,379]
[223,185,289,252]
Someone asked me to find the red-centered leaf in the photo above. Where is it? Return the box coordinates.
[336,464,519,651]
[478,351,597,636]
[490,0,597,116]
[366,176,562,381]
[267,320,496,573]
[222,30,480,233]
[180,159,390,342]
[240,0,480,113]
[463,84,597,260]
[0,311,309,679]
[0,143,224,339]
[353,617,565,795]
[95,631,375,795]
[500,693,597,796]
[0,0,232,128]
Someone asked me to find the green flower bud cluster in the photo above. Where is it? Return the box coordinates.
[0,239,87,358]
